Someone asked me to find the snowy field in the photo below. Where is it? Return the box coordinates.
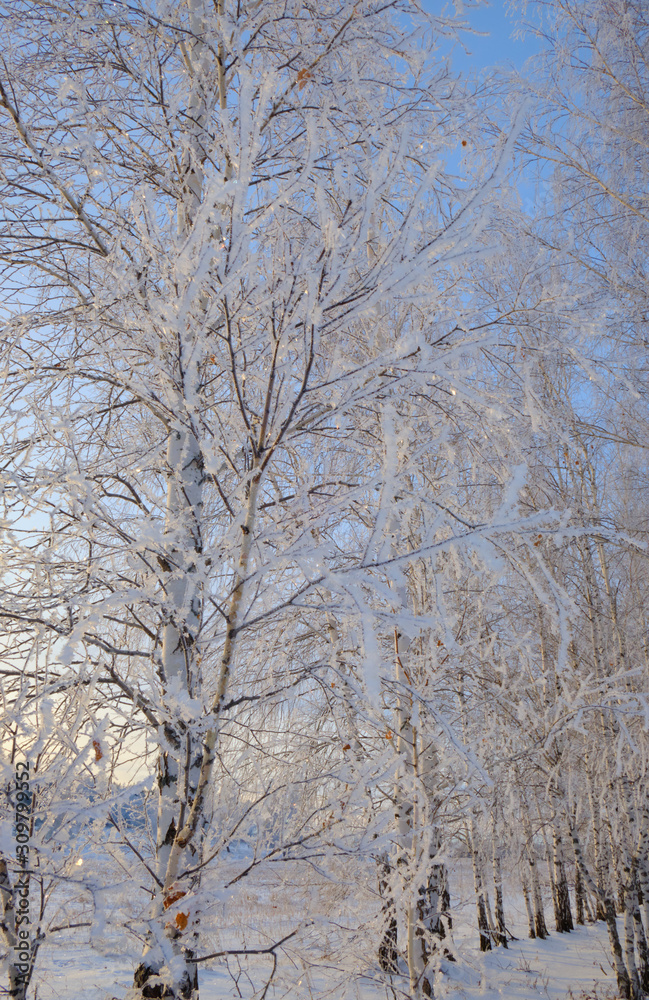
[30,859,618,1000]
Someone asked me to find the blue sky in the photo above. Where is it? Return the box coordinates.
[430,1,542,75]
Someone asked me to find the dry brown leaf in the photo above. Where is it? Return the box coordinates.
[163,889,187,910]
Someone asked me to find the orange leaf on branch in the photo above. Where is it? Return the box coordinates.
[297,68,313,89]
[163,889,187,910]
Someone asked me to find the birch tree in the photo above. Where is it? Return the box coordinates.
[0,1,533,997]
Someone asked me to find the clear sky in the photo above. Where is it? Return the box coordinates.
[430,0,542,75]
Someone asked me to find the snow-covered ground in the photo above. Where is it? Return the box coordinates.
[30,859,618,1000]
[444,860,617,1000]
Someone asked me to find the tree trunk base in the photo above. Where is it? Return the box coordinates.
[133,963,198,1000]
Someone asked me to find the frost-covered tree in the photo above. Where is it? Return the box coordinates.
[512,2,649,993]
[0,1,537,998]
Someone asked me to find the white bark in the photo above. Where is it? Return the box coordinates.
[569,820,631,999]
[395,628,432,997]
[0,858,28,1000]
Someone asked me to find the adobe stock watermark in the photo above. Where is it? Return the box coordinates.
[14,760,33,985]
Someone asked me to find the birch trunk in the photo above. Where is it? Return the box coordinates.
[521,873,536,939]
[633,899,649,993]
[134,426,205,999]
[327,596,393,973]
[418,739,452,954]
[586,761,609,920]
[492,851,508,947]
[491,803,508,948]
[378,853,399,973]
[552,819,574,933]
[544,829,559,929]
[531,866,549,940]
[624,897,642,1000]
[395,629,433,998]
[520,794,548,938]
[575,860,586,925]
[468,820,492,953]
[616,777,649,992]
[634,794,649,940]
[132,4,226,993]
[569,820,632,999]
[0,858,30,1000]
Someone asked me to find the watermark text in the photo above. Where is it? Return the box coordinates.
[13,761,32,982]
